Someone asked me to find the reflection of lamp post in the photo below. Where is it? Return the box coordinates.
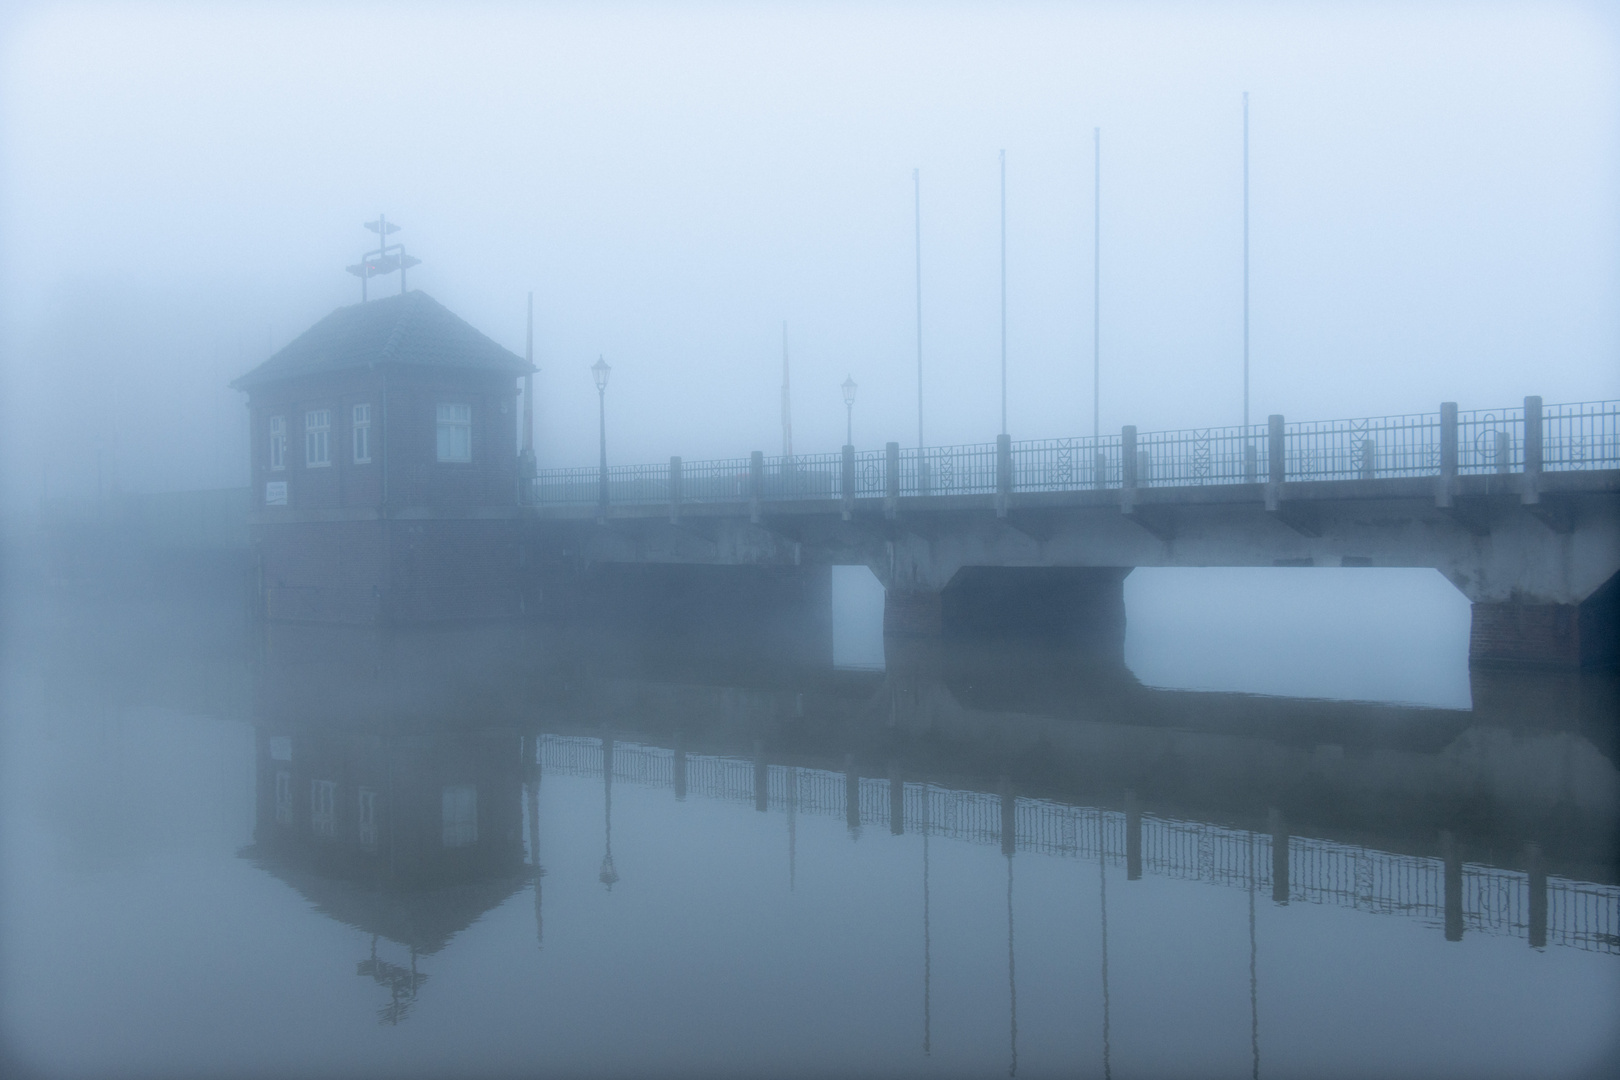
[842,375,858,447]
[599,734,619,890]
[592,356,611,513]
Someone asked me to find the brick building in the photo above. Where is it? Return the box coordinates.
[233,291,533,622]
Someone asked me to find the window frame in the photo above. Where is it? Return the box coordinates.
[305,409,332,468]
[352,403,371,464]
[274,770,293,825]
[269,415,286,471]
[310,778,337,838]
[435,402,472,464]
[357,788,378,851]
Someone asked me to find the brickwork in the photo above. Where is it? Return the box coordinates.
[883,590,943,637]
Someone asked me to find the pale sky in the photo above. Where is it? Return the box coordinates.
[3,1,1617,501]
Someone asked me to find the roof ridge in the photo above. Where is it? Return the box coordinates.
[379,290,418,360]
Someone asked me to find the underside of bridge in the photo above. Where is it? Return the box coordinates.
[885,566,1130,655]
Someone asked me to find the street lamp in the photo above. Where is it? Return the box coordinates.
[842,375,858,447]
[592,356,611,511]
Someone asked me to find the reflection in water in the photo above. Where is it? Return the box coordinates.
[1099,823,1111,1080]
[6,599,1618,1078]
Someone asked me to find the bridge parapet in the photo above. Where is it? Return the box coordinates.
[529,397,1619,507]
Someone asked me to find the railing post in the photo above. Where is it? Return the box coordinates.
[884,441,900,519]
[1437,402,1457,508]
[1094,448,1108,490]
[1244,435,1258,485]
[995,433,1012,517]
[668,456,682,523]
[1266,414,1285,512]
[749,450,764,523]
[841,443,855,520]
[1120,425,1137,512]
[1522,395,1542,505]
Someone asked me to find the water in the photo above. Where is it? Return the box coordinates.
[2,575,1616,1079]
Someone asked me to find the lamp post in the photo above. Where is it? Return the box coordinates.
[592,356,611,512]
[842,375,858,447]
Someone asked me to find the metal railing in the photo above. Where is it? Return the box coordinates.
[526,398,1619,506]
[538,734,1620,953]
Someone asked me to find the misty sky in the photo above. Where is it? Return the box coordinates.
[2,1,1617,503]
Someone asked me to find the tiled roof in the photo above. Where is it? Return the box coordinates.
[232,291,531,390]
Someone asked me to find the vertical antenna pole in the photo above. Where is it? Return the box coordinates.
[781,321,793,458]
[1093,127,1101,442]
[523,292,535,454]
[1000,149,1008,437]
[1243,92,1250,432]
[915,167,924,451]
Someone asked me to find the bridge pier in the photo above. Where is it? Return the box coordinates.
[1468,572,1619,670]
[573,563,833,668]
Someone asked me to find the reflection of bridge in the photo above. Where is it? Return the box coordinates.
[539,734,1619,954]
[529,396,1620,668]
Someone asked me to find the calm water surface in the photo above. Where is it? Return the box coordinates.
[3,571,1616,1079]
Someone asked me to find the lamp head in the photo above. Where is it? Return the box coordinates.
[841,375,857,407]
[591,356,611,392]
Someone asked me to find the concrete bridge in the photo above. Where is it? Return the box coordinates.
[228,292,1617,666]
[526,396,1620,668]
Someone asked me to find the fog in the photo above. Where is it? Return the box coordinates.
[3,2,1617,507]
[3,7,1619,1076]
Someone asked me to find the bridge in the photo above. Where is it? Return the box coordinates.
[224,292,1618,666]
[524,396,1620,667]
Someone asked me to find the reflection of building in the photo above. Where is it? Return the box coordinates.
[246,725,530,1023]
[244,623,540,1022]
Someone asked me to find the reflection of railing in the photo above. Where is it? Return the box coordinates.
[526,398,1620,506]
[539,735,1620,953]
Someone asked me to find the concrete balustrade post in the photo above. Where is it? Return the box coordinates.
[1522,395,1543,505]
[885,441,900,519]
[1442,830,1464,941]
[1269,807,1289,904]
[889,764,904,836]
[841,444,855,520]
[1120,425,1137,512]
[844,755,861,837]
[668,456,682,523]
[1437,402,1457,508]
[749,450,764,523]
[995,433,1012,517]
[673,730,687,801]
[1125,789,1142,880]
[1266,414,1285,512]
[1000,778,1016,856]
[1526,843,1548,949]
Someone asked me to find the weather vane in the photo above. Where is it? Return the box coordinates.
[346,215,422,301]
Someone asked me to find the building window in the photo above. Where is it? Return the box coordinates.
[436,403,471,463]
[275,770,292,825]
[442,783,477,847]
[358,788,378,851]
[269,416,286,471]
[311,779,337,838]
[305,410,331,467]
[352,404,371,463]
